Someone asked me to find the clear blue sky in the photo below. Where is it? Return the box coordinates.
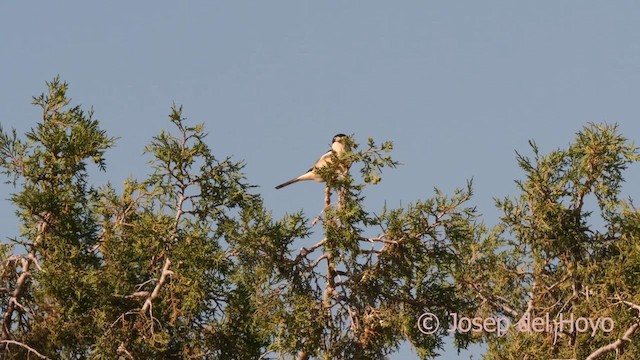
[2,2,640,359]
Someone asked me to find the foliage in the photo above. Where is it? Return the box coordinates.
[1,79,639,360]
[472,123,640,359]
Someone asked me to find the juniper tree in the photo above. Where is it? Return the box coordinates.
[465,123,640,359]
[0,77,115,358]
[91,106,265,359]
[12,79,637,360]
[235,139,487,359]
[1,78,490,359]
[0,78,267,358]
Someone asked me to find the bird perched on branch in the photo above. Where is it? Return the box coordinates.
[275,134,350,189]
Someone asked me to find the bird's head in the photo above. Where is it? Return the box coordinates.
[331,133,350,154]
[332,133,348,143]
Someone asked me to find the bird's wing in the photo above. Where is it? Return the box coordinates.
[294,150,332,182]
[312,150,333,169]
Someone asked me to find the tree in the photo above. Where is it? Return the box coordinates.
[237,138,485,359]
[1,79,639,360]
[0,77,115,358]
[466,123,640,359]
[0,78,263,358]
[1,78,486,359]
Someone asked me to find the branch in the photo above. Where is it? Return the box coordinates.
[516,280,537,325]
[27,251,43,272]
[324,186,331,210]
[469,283,519,318]
[311,207,326,226]
[621,300,640,313]
[307,254,329,270]
[1,340,50,359]
[140,258,173,314]
[117,343,134,359]
[323,251,336,315]
[359,235,398,245]
[322,186,336,324]
[2,251,34,340]
[585,323,638,360]
[2,213,49,339]
[127,291,150,300]
[294,238,327,263]
[585,300,640,360]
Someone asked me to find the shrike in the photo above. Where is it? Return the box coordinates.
[275,134,349,189]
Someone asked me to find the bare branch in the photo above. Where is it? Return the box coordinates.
[359,235,399,245]
[117,343,134,359]
[469,283,519,318]
[621,300,640,313]
[308,254,329,270]
[294,238,327,263]
[585,300,640,359]
[127,291,150,300]
[311,207,326,226]
[134,279,155,292]
[516,280,537,325]
[27,252,43,272]
[1,340,50,359]
[2,252,34,340]
[324,186,331,211]
[3,213,49,340]
[140,258,173,315]
[585,323,638,360]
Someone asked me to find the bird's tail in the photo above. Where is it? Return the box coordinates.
[275,178,300,189]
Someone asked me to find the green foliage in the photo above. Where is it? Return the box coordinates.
[2,80,639,360]
[480,123,640,359]
[238,143,480,358]
[0,77,115,358]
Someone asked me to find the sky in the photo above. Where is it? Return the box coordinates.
[2,2,640,359]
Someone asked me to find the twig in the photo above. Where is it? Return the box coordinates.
[516,280,537,325]
[117,343,134,359]
[621,300,640,313]
[311,207,327,226]
[127,291,150,300]
[308,254,329,270]
[358,235,398,245]
[134,279,156,292]
[295,238,327,263]
[469,283,519,318]
[1,340,50,359]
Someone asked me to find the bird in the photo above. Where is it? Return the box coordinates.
[275,134,350,189]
